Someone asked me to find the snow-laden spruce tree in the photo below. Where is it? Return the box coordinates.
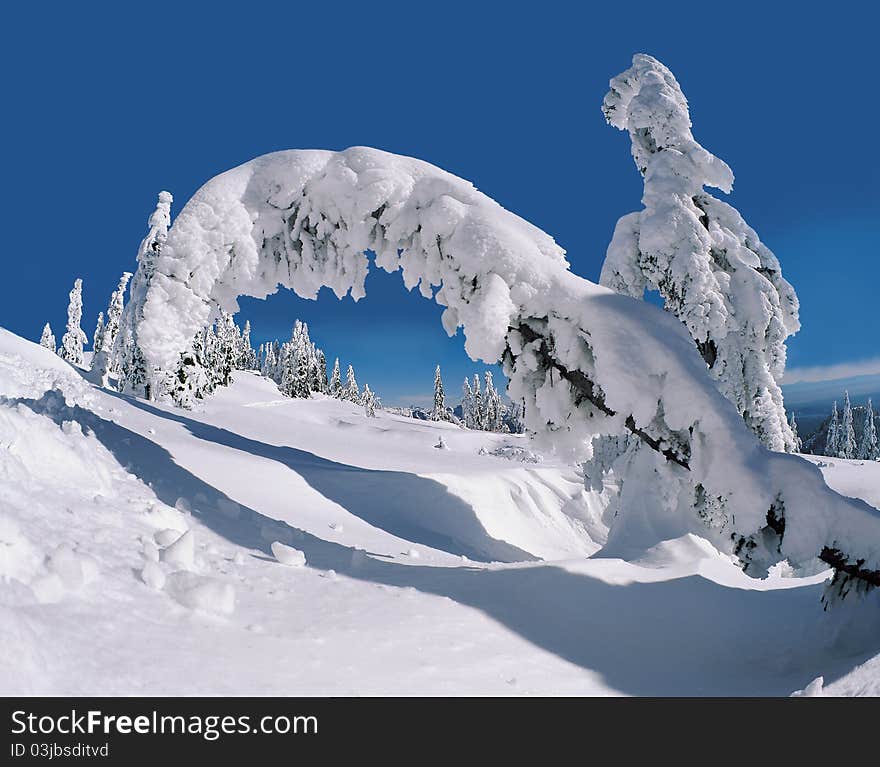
[363,384,376,417]
[314,349,328,393]
[431,365,446,421]
[116,191,173,398]
[239,320,257,370]
[840,391,857,459]
[462,377,475,428]
[484,371,503,431]
[91,271,132,386]
[472,374,484,430]
[60,278,87,366]
[826,401,840,457]
[788,411,802,453]
[39,323,56,352]
[601,54,800,452]
[343,364,360,403]
[93,313,105,353]
[858,400,878,460]
[329,358,342,398]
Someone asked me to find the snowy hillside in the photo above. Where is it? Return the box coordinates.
[3,327,880,696]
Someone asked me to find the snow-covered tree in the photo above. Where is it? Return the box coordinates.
[93,313,105,353]
[840,391,857,459]
[462,377,475,428]
[91,271,132,386]
[343,364,360,403]
[858,399,878,460]
[314,349,328,394]
[431,365,446,421]
[362,383,376,417]
[329,358,342,398]
[135,143,880,600]
[484,371,502,431]
[600,54,800,453]
[261,342,276,379]
[39,323,56,353]
[239,320,257,370]
[170,328,214,408]
[826,401,840,457]
[60,278,87,366]
[788,411,802,453]
[116,191,173,398]
[472,374,484,430]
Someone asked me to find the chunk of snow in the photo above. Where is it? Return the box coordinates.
[160,530,195,571]
[140,561,166,590]
[166,572,235,615]
[271,541,306,567]
[154,528,183,547]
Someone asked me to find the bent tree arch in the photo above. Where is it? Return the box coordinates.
[138,146,880,597]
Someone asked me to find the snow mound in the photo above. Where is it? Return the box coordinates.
[166,572,235,614]
[271,541,307,567]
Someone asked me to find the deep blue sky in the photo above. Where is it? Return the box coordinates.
[2,2,877,406]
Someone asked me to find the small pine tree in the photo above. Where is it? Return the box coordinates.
[858,399,878,461]
[484,371,502,431]
[343,364,360,403]
[826,401,839,457]
[431,365,446,421]
[840,391,857,459]
[363,383,376,417]
[316,349,328,394]
[60,278,87,366]
[472,374,484,430]
[93,312,106,352]
[330,358,343,398]
[462,377,475,429]
[788,411,802,453]
[39,323,56,352]
[91,271,132,386]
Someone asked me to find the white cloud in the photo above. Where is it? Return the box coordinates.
[783,358,880,385]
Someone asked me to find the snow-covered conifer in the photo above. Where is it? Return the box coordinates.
[840,391,857,459]
[484,371,502,431]
[39,323,56,352]
[788,411,802,453]
[431,365,446,421]
[93,313,105,352]
[239,320,257,370]
[91,271,132,386]
[826,401,839,457]
[60,278,87,366]
[329,358,342,398]
[462,377,475,429]
[315,349,328,394]
[600,54,799,452]
[362,384,376,417]
[857,399,878,460]
[116,191,173,398]
[343,364,360,403]
[472,373,484,430]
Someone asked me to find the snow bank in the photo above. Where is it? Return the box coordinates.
[135,146,880,591]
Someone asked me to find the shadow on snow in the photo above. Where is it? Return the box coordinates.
[15,388,880,696]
